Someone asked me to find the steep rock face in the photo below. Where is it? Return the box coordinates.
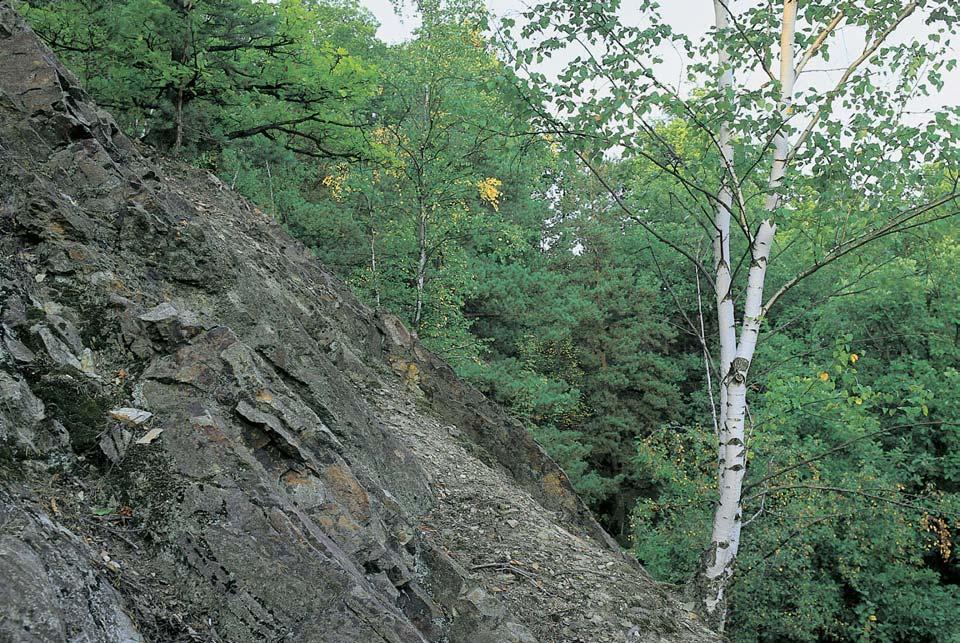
[0,4,718,642]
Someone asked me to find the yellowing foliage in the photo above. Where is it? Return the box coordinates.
[372,126,391,145]
[477,177,502,211]
[322,165,350,201]
[922,515,953,561]
[470,27,484,49]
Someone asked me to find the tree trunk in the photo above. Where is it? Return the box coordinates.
[711,0,737,467]
[172,5,192,154]
[690,223,775,630]
[689,0,796,631]
[412,83,431,331]
[174,86,184,153]
[371,230,381,308]
[413,204,427,330]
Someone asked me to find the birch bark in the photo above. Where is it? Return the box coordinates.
[692,0,797,630]
[414,205,427,330]
[712,0,737,479]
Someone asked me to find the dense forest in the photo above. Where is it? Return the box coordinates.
[18,0,959,639]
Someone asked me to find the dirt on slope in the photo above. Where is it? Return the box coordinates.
[0,3,718,641]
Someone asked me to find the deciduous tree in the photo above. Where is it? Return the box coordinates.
[507,0,960,628]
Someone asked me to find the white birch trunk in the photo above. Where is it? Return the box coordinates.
[414,208,427,330]
[712,0,737,474]
[692,1,796,631]
[695,222,775,628]
[765,0,797,212]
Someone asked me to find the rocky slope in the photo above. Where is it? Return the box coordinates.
[0,4,718,641]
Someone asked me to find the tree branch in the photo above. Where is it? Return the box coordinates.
[786,2,920,166]
[762,194,959,313]
[573,149,714,288]
[744,484,951,516]
[743,421,954,495]
[794,10,845,77]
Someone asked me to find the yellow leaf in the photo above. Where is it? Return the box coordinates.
[476,177,502,211]
[818,371,830,381]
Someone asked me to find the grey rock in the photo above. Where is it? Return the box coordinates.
[137,302,180,323]
[1,294,27,327]
[79,347,99,378]
[99,425,133,463]
[32,324,82,370]
[0,369,46,452]
[108,407,153,425]
[45,313,83,353]
[0,504,145,643]
[2,328,36,363]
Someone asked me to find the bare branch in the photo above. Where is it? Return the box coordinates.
[744,484,952,516]
[732,512,847,586]
[715,0,777,83]
[583,10,754,241]
[573,150,715,286]
[744,421,955,495]
[696,243,721,436]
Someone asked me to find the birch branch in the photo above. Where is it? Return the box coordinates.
[696,250,721,436]
[744,484,952,516]
[762,0,797,214]
[585,9,755,242]
[715,0,777,83]
[794,11,845,77]
[762,194,960,313]
[571,149,715,286]
[743,421,956,495]
[786,1,920,166]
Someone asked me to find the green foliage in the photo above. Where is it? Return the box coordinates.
[507,0,960,635]
[20,0,378,156]
[634,233,960,641]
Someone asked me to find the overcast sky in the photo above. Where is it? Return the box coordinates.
[359,0,959,117]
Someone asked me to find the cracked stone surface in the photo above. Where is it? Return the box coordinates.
[0,3,719,641]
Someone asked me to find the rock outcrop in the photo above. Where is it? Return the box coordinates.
[0,4,718,641]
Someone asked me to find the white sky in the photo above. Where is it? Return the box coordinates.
[360,0,960,116]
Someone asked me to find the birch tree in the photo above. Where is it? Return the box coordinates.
[506,0,960,630]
